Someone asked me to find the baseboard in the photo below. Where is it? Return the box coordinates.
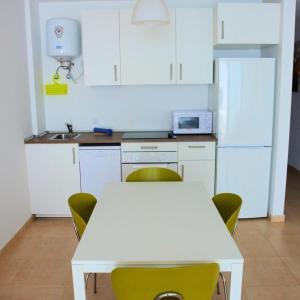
[0,215,35,255]
[269,214,286,223]
[35,214,71,218]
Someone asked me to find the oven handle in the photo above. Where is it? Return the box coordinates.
[140,146,159,150]
[188,145,206,149]
[129,164,176,170]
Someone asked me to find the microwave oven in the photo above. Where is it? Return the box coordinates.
[173,111,213,135]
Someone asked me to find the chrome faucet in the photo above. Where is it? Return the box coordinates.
[66,123,73,134]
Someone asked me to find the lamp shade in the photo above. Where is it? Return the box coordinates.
[132,0,170,25]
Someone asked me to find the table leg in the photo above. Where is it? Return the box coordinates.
[72,264,86,300]
[230,263,243,300]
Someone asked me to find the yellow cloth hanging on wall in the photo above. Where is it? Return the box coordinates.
[45,75,68,96]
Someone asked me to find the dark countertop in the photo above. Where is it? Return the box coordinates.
[25,132,217,145]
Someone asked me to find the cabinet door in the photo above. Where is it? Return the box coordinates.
[120,9,176,85]
[82,10,121,86]
[26,144,81,215]
[215,3,280,45]
[178,161,215,197]
[176,8,213,84]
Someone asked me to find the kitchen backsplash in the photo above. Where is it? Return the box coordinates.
[44,82,209,131]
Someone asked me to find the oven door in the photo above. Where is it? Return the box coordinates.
[122,163,178,182]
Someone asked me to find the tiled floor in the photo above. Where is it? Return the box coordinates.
[0,168,300,300]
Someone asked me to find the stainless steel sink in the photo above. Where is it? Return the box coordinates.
[49,133,81,141]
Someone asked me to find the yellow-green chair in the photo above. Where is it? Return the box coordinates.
[111,264,226,300]
[212,193,242,297]
[126,167,182,182]
[68,193,97,293]
[68,193,97,239]
[212,193,243,236]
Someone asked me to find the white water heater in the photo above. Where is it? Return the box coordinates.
[47,18,81,62]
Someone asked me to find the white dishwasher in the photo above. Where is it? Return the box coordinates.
[79,146,121,198]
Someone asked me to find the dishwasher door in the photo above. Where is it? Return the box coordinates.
[79,146,121,198]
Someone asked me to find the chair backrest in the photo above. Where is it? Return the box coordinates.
[126,167,182,182]
[68,193,97,239]
[111,264,220,300]
[212,193,242,235]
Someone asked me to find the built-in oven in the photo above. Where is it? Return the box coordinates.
[121,142,178,182]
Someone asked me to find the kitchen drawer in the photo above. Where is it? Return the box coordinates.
[121,142,177,152]
[178,142,215,161]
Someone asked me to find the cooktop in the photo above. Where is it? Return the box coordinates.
[122,131,174,140]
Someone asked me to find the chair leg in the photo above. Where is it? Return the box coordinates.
[220,272,228,300]
[93,273,97,294]
[84,273,97,293]
[217,281,221,295]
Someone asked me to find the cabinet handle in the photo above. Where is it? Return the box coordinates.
[114,65,118,82]
[72,147,76,165]
[181,164,185,181]
[141,146,158,150]
[180,64,183,81]
[188,145,206,149]
[221,21,225,40]
[170,64,173,81]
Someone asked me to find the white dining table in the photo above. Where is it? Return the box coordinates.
[71,182,244,300]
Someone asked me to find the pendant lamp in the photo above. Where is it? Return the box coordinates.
[132,0,170,25]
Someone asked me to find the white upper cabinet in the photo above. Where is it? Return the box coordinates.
[82,10,121,86]
[176,8,213,84]
[214,3,281,45]
[120,9,176,85]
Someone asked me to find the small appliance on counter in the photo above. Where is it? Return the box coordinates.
[173,111,213,135]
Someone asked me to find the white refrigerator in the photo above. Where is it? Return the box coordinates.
[212,58,275,218]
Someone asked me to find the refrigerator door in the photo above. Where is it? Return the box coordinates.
[216,58,275,147]
[216,147,272,218]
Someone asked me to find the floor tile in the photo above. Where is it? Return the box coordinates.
[243,257,298,287]
[0,284,64,300]
[267,234,300,257]
[282,256,300,284]
[245,285,300,300]
[235,233,278,258]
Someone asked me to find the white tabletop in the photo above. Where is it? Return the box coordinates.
[72,182,243,267]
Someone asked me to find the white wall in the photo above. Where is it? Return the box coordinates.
[25,0,46,135]
[288,0,300,171]
[0,0,32,249]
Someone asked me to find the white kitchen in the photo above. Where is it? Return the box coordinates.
[0,0,298,300]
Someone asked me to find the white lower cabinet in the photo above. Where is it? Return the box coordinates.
[178,142,215,197]
[26,144,81,216]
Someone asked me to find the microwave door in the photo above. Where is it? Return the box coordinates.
[179,117,200,130]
